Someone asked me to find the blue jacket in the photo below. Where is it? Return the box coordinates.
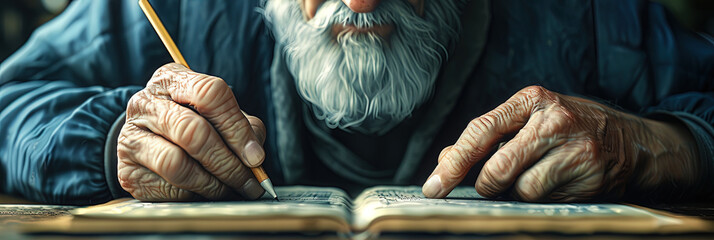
[1,0,712,204]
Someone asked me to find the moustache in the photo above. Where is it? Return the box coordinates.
[308,0,423,30]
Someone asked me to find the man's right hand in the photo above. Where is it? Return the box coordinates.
[117,63,266,201]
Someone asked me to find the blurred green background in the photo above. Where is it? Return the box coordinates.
[0,0,712,63]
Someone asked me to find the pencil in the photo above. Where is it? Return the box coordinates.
[138,0,278,200]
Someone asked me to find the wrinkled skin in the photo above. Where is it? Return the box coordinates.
[423,86,701,202]
[117,63,266,201]
[118,0,701,203]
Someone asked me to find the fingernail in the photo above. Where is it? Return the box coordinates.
[422,175,443,198]
[243,141,265,167]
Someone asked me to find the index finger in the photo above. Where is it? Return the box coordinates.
[422,86,546,198]
[150,63,265,168]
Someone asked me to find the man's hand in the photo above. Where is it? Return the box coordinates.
[117,63,267,201]
[423,86,700,202]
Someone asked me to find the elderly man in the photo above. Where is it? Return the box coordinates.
[0,0,712,205]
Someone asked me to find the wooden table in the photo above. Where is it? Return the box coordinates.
[2,194,714,240]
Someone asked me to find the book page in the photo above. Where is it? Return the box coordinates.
[71,186,352,222]
[351,186,659,230]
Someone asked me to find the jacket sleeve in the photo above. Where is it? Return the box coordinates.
[646,93,714,198]
[638,7,714,198]
[0,0,174,205]
[593,1,714,198]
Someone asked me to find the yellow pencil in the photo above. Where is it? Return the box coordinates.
[137,0,278,200]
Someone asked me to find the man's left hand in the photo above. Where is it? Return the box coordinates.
[422,86,700,202]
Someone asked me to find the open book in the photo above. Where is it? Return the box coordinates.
[22,186,713,234]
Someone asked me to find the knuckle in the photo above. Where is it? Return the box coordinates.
[159,102,180,127]
[203,150,239,178]
[158,103,179,130]
[223,116,254,143]
[126,91,150,116]
[468,115,496,134]
[201,178,227,200]
[157,63,175,74]
[443,146,479,176]
[116,143,133,162]
[118,159,194,201]
[162,108,212,153]
[155,144,186,174]
[155,179,191,201]
[127,92,141,108]
[148,64,176,87]
[462,119,491,151]
[464,145,489,165]
[476,169,503,197]
[120,167,159,199]
[160,160,194,189]
[150,66,168,82]
[488,152,514,176]
[520,85,549,100]
[234,116,253,133]
[515,173,546,202]
[117,121,146,149]
[443,159,467,179]
[497,101,525,125]
[157,181,177,200]
[519,85,555,109]
[482,159,512,186]
[137,178,167,201]
[117,129,137,160]
[193,76,231,107]
[117,160,139,191]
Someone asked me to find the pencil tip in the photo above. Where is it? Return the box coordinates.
[260,178,279,200]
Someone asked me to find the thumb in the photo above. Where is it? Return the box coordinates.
[244,112,266,145]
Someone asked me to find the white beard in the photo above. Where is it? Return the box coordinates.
[264,0,462,134]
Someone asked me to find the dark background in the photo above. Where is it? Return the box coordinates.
[0,0,71,62]
[655,0,714,35]
[0,0,712,63]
